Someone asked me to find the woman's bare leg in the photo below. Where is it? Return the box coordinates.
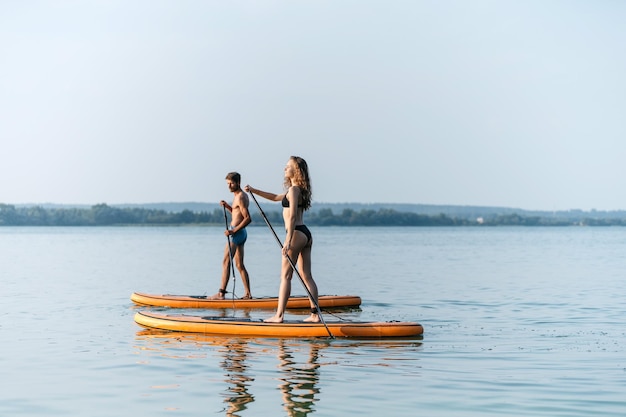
[264,232,308,323]
[264,255,294,323]
[298,243,320,322]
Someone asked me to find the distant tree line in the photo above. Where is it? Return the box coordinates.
[307,208,465,226]
[0,203,217,226]
[1,203,625,227]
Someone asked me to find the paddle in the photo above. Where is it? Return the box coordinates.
[248,190,334,338]
[223,205,236,300]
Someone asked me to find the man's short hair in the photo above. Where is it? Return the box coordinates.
[225,172,241,184]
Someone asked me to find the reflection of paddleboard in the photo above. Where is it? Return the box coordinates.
[131,292,361,309]
[134,310,424,338]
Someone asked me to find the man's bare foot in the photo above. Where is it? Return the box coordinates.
[264,315,283,323]
[241,293,252,300]
[303,314,320,323]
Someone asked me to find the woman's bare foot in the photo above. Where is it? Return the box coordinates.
[303,314,320,323]
[264,315,283,323]
[207,289,226,300]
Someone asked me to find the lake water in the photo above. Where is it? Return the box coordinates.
[1,226,625,416]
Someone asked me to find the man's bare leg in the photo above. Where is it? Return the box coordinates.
[233,245,252,299]
[208,242,233,299]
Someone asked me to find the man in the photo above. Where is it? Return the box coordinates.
[209,172,252,299]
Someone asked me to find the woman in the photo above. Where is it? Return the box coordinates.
[245,156,319,323]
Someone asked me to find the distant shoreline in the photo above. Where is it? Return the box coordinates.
[2,202,625,227]
[10,201,626,216]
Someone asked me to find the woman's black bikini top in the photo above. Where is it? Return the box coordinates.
[282,195,304,208]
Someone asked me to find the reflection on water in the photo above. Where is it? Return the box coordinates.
[217,339,254,416]
[277,340,322,417]
[135,330,422,416]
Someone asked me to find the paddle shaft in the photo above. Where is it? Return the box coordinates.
[248,191,333,338]
[223,205,236,286]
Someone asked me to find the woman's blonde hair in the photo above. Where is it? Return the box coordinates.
[284,156,312,210]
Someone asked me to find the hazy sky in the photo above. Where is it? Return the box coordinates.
[1,1,625,211]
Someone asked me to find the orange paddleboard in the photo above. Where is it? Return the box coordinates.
[134,310,424,338]
[131,292,361,309]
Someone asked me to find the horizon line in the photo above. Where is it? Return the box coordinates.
[4,201,624,213]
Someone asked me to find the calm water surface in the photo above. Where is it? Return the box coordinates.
[1,226,625,416]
